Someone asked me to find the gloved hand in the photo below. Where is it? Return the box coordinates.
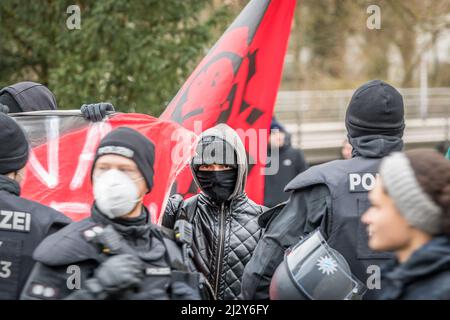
[170,271,202,300]
[0,103,9,114]
[93,254,144,294]
[80,102,115,122]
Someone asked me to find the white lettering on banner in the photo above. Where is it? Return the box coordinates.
[28,117,60,188]
[27,121,112,217]
[70,122,112,190]
[50,202,91,215]
[0,210,31,232]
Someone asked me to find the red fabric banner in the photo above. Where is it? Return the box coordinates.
[17,0,296,222]
[160,0,296,203]
[19,113,195,222]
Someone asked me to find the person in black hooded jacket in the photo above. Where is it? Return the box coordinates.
[0,81,113,122]
[264,118,308,208]
[242,80,405,300]
[362,149,450,299]
[162,124,264,300]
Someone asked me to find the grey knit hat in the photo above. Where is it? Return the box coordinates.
[379,152,443,235]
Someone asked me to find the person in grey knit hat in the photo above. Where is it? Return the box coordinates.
[362,149,450,299]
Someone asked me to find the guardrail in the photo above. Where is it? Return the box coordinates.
[274,88,450,163]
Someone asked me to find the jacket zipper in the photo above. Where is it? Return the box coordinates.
[214,202,226,297]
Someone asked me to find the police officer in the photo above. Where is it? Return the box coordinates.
[242,80,405,299]
[0,113,71,299]
[21,127,202,300]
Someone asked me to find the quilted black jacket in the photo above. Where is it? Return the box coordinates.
[163,193,263,300]
[162,124,264,300]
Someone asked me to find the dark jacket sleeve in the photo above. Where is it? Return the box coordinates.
[241,184,331,300]
[21,261,95,300]
[46,214,72,237]
[161,194,184,229]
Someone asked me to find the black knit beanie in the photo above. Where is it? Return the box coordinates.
[191,136,238,172]
[91,127,155,192]
[345,80,405,138]
[0,113,29,174]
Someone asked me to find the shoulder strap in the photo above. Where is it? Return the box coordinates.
[155,226,187,271]
[159,225,177,241]
[258,201,287,229]
[176,195,198,224]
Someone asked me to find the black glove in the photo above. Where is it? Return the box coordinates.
[80,102,115,122]
[92,254,144,294]
[170,271,202,300]
[0,103,9,114]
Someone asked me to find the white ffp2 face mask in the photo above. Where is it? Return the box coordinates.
[93,169,143,219]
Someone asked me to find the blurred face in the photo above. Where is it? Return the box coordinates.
[92,154,148,198]
[361,177,412,252]
[341,140,353,160]
[269,131,285,148]
[8,167,26,185]
[198,164,233,171]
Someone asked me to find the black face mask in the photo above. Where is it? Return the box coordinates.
[195,169,238,203]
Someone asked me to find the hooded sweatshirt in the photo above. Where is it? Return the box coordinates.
[191,123,248,201]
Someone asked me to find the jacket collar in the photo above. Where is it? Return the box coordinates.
[91,204,152,239]
[383,236,450,284]
[0,174,21,196]
[349,135,403,158]
[199,191,247,210]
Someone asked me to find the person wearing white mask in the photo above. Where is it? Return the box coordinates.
[21,127,202,300]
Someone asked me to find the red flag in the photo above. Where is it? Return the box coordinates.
[18,113,195,222]
[160,0,296,204]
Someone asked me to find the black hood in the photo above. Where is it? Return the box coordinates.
[191,124,248,200]
[0,81,58,112]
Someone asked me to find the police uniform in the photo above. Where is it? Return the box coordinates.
[242,80,405,300]
[21,206,202,300]
[0,175,71,299]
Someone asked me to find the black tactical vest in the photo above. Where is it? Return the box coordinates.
[285,157,394,297]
